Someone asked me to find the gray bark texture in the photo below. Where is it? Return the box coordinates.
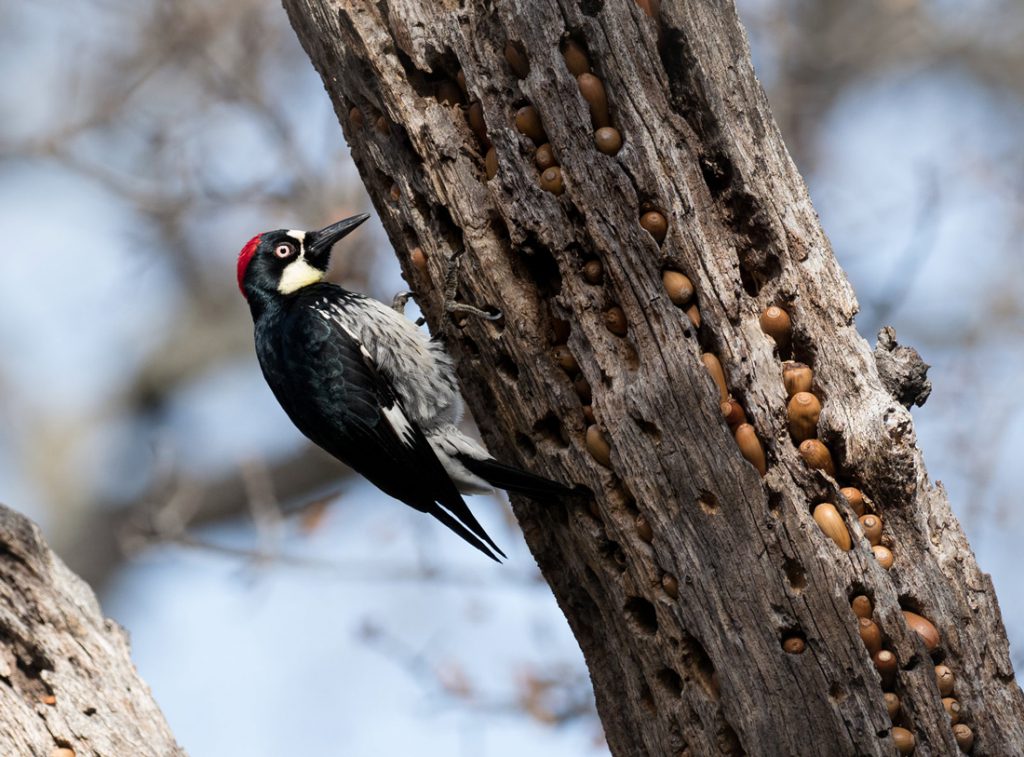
[0,503,183,756]
[282,0,1024,754]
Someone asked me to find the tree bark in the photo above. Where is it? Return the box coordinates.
[282,1,1024,754]
[0,503,184,756]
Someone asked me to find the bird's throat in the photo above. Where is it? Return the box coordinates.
[278,258,325,295]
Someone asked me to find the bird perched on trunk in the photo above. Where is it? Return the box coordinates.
[237,213,571,560]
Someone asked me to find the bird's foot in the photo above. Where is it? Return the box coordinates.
[440,252,502,324]
[391,290,415,313]
[446,302,503,321]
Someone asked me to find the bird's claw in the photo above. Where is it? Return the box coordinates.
[392,290,415,313]
[446,303,503,321]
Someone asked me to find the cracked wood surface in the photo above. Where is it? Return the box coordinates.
[283,0,1024,754]
[0,504,183,756]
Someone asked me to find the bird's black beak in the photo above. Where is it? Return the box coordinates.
[306,213,371,266]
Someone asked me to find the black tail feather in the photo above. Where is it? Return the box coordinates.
[458,455,574,499]
[427,503,505,562]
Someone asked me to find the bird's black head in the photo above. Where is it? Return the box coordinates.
[237,213,370,308]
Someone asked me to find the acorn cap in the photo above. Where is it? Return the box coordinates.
[582,259,603,284]
[539,166,564,195]
[935,664,955,696]
[859,514,882,546]
[840,486,865,516]
[782,361,813,396]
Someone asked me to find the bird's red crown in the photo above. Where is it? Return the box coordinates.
[236,234,262,298]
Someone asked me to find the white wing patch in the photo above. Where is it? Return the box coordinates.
[383,403,417,447]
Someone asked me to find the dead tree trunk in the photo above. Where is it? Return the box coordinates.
[0,503,184,756]
[282,1,1024,754]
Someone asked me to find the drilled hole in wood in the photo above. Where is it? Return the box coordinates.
[783,557,807,592]
[699,152,733,197]
[697,490,719,515]
[625,597,658,634]
[598,538,627,573]
[781,630,806,655]
[606,477,638,513]
[581,0,604,16]
[680,635,718,701]
[767,490,783,518]
[657,667,683,697]
[496,351,519,380]
[828,682,847,704]
[516,433,537,458]
[461,335,480,357]
[515,233,562,297]
[532,411,569,448]
[639,681,657,713]
[632,415,661,440]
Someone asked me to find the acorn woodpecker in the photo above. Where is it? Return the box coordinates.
[237,213,571,561]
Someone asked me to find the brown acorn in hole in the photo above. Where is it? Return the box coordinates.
[577,73,610,128]
[721,398,746,430]
[635,514,653,543]
[640,211,668,243]
[787,391,821,442]
[552,346,578,374]
[902,611,940,651]
[883,692,900,720]
[701,353,729,403]
[582,405,596,424]
[540,166,564,195]
[782,361,813,397]
[891,727,915,755]
[410,247,427,272]
[455,70,467,94]
[485,147,498,179]
[467,101,489,147]
[604,306,627,336]
[535,143,556,170]
[662,270,694,306]
[504,40,529,78]
[935,665,955,696]
[734,423,766,476]
[514,105,546,143]
[686,304,701,328]
[561,39,590,76]
[953,724,973,752]
[799,439,835,476]
[585,425,611,468]
[573,374,592,404]
[943,697,961,724]
[859,514,882,546]
[851,594,873,619]
[873,544,895,570]
[582,259,603,284]
[635,0,660,17]
[782,636,805,654]
[349,106,364,129]
[389,183,401,202]
[840,486,866,516]
[813,503,851,551]
[873,649,897,687]
[760,305,792,349]
[594,127,622,156]
[857,617,882,654]
[661,573,679,599]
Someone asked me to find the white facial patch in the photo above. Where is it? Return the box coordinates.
[286,230,307,244]
[277,256,324,294]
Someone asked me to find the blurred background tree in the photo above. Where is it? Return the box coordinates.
[0,0,1020,754]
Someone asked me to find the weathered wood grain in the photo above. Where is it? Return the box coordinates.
[282,0,1024,754]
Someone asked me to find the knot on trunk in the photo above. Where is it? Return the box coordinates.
[874,326,931,408]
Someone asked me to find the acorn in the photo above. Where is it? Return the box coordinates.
[686,304,701,328]
[635,0,660,17]
[782,636,805,654]
[760,305,792,349]
[734,423,767,476]
[535,143,557,170]
[661,573,679,599]
[851,594,873,619]
[455,69,467,93]
[582,259,604,284]
[574,374,592,404]
[582,405,596,424]
[813,503,851,551]
[514,105,546,143]
[891,727,915,754]
[952,724,973,752]
[883,692,901,720]
[635,514,653,543]
[467,101,489,147]
[859,514,882,546]
[51,750,75,757]
[485,146,498,179]
[935,665,955,696]
[585,425,612,467]
[873,650,897,686]
[41,694,56,705]
[410,247,427,272]
[787,391,821,442]
[782,361,813,397]
[662,270,694,306]
[799,439,835,476]
[640,211,668,243]
[561,39,590,76]
[840,486,866,516]
[577,73,610,128]
[594,127,622,155]
[902,611,940,651]
[504,40,529,78]
[349,106,364,129]
[857,617,882,654]
[721,398,746,430]
[552,346,578,374]
[701,353,729,403]
[389,183,401,202]
[873,545,895,570]
[943,697,961,724]
[436,80,462,105]
[604,306,627,336]
[540,166,564,195]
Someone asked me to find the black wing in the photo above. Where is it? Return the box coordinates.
[262,297,505,561]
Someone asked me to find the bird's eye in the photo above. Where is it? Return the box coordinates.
[274,243,295,259]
